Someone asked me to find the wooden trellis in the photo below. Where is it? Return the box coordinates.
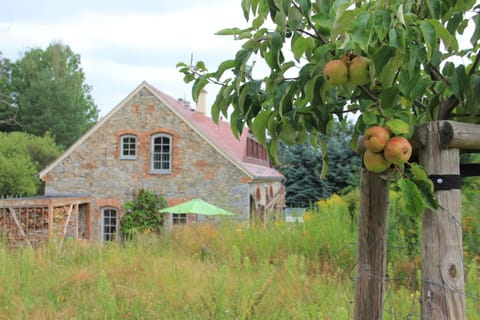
[354,121,480,320]
[0,196,91,249]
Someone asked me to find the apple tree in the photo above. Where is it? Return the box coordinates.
[178,0,480,216]
[178,1,480,317]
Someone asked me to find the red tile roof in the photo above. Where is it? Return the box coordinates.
[151,85,284,181]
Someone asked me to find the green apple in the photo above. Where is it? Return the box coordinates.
[349,56,371,86]
[364,126,390,153]
[364,150,391,173]
[384,136,413,165]
[324,59,349,86]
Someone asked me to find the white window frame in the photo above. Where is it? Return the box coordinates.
[101,207,118,242]
[120,134,137,160]
[172,213,187,225]
[151,134,172,174]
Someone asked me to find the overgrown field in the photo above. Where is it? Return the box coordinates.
[0,191,479,319]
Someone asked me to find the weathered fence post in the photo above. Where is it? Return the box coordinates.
[354,168,390,320]
[417,121,466,319]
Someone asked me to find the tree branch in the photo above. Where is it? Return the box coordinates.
[435,50,479,120]
[469,49,480,76]
[428,62,450,85]
[437,95,459,120]
[357,85,386,118]
[292,1,327,45]
[190,69,228,87]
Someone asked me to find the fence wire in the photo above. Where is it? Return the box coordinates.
[339,197,480,319]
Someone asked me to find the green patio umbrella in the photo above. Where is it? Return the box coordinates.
[158,199,235,216]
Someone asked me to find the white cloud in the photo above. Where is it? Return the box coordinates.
[1,2,249,115]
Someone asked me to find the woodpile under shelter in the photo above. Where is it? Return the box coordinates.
[0,195,91,249]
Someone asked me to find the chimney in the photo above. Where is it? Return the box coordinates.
[196,89,207,114]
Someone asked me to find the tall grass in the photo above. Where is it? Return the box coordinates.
[0,191,478,319]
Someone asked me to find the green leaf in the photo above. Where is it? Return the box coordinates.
[311,12,331,36]
[318,139,329,178]
[373,46,396,77]
[214,59,235,80]
[449,65,469,102]
[331,4,356,41]
[466,74,480,117]
[374,9,393,42]
[360,111,379,127]
[351,11,373,51]
[230,108,244,139]
[292,36,314,61]
[410,77,433,101]
[267,136,280,165]
[241,0,250,21]
[398,178,425,216]
[388,28,406,52]
[252,15,265,29]
[237,85,249,114]
[419,21,437,61]
[252,110,272,145]
[409,163,427,179]
[216,27,244,36]
[379,86,399,110]
[279,122,297,145]
[428,19,458,52]
[396,4,405,26]
[234,48,253,71]
[296,0,311,15]
[192,75,209,102]
[386,119,410,136]
[413,179,439,210]
[471,14,480,46]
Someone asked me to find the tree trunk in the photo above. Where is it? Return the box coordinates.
[354,168,390,320]
[419,121,466,319]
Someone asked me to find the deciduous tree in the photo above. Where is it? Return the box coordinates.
[178,0,480,215]
[0,132,62,196]
[0,42,99,147]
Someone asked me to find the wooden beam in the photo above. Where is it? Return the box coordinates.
[419,121,466,319]
[354,169,389,320]
[440,121,480,150]
[415,121,480,150]
[59,202,76,250]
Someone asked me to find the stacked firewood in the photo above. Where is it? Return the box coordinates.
[52,205,77,238]
[0,207,49,248]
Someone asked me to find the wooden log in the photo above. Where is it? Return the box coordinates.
[415,120,480,150]
[418,121,466,319]
[354,168,390,320]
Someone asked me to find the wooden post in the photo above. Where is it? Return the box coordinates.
[354,168,390,320]
[59,202,75,250]
[9,207,32,247]
[418,121,466,319]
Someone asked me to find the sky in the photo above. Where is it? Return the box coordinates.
[0,1,249,116]
[1,1,478,117]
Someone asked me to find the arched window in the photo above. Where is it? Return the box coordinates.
[151,134,172,173]
[101,207,118,242]
[120,134,137,159]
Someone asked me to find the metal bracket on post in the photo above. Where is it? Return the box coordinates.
[429,175,462,191]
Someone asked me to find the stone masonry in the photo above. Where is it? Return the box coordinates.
[42,85,278,242]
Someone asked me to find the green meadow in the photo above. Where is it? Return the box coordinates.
[0,191,479,319]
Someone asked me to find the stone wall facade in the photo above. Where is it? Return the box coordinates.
[43,88,255,242]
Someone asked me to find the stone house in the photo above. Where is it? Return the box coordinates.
[31,81,285,243]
